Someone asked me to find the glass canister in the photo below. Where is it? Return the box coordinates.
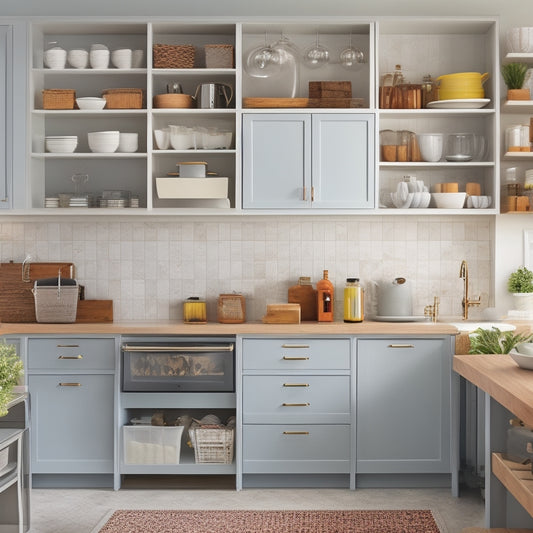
[380,129,399,162]
[183,297,207,323]
[343,278,364,323]
[421,74,438,107]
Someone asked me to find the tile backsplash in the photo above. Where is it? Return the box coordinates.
[0,215,493,322]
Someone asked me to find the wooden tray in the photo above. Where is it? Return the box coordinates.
[308,97,364,108]
[243,97,309,108]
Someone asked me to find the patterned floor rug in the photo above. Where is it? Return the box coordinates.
[97,509,444,532]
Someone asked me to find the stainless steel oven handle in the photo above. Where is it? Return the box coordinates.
[121,344,234,353]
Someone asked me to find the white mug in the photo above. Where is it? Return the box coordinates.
[417,133,443,162]
[154,128,170,150]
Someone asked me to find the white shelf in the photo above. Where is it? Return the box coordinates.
[380,162,495,168]
[502,100,533,113]
[33,67,147,75]
[32,152,148,159]
[33,110,147,117]
[503,152,533,160]
[503,52,533,64]
[153,149,236,155]
[152,68,236,76]
[379,108,495,118]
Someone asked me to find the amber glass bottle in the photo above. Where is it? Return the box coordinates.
[317,269,334,322]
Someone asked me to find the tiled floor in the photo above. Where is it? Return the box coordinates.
[27,484,485,533]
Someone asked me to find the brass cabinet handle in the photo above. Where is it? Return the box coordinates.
[282,356,309,361]
[311,186,315,202]
[59,382,81,387]
[283,383,309,387]
[283,431,310,435]
[58,355,83,360]
[388,344,415,348]
[282,402,310,407]
[303,187,307,201]
[56,344,80,348]
[281,344,310,349]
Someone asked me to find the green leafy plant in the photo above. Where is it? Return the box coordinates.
[0,342,24,417]
[501,62,529,90]
[508,266,533,293]
[468,327,533,354]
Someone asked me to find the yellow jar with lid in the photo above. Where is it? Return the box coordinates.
[183,297,207,323]
[344,278,364,323]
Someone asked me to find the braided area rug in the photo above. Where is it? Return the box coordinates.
[97,509,444,532]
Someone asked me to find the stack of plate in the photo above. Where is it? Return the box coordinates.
[45,135,78,153]
[44,197,59,208]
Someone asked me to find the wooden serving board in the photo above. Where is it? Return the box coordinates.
[0,262,75,323]
[76,300,113,323]
[243,97,309,108]
[308,97,364,108]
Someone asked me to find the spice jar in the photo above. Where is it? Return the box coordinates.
[343,278,364,323]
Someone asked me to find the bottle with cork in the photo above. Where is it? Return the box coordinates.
[317,269,334,322]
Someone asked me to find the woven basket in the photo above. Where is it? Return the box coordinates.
[189,426,234,464]
[204,44,234,68]
[102,88,144,109]
[42,89,76,110]
[153,44,195,68]
[33,280,78,323]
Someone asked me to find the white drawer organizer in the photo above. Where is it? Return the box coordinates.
[20,16,499,215]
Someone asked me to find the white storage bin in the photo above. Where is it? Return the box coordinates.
[123,425,183,465]
[156,177,228,199]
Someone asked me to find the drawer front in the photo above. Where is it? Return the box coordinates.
[242,424,350,474]
[242,338,350,370]
[28,338,115,371]
[242,375,350,424]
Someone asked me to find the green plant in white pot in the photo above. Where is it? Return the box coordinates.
[0,342,24,417]
[508,266,533,312]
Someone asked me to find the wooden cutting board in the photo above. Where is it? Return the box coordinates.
[76,300,114,323]
[0,262,75,323]
[243,97,309,108]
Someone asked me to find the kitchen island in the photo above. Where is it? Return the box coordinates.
[454,353,533,530]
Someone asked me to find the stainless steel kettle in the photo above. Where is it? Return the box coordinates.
[194,82,233,109]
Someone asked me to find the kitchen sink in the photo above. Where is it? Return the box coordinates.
[446,321,516,333]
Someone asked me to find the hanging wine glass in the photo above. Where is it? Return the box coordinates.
[244,32,280,78]
[339,34,365,69]
[303,33,329,69]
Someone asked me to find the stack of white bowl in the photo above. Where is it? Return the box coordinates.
[45,135,78,153]
[111,49,132,69]
[67,49,89,69]
[87,131,120,153]
[44,47,67,69]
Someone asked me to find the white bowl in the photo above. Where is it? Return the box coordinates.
[391,191,414,209]
[111,48,132,69]
[88,131,119,152]
[45,137,77,153]
[510,348,533,370]
[516,342,533,356]
[44,48,67,69]
[432,192,467,209]
[117,132,138,153]
[67,49,88,68]
[89,49,110,69]
[76,97,106,110]
[466,195,492,209]
[88,141,119,153]
[90,43,109,51]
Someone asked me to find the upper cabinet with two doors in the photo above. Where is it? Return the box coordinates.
[19,17,499,215]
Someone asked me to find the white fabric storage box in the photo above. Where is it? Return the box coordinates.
[123,425,183,464]
[32,277,78,323]
[156,177,228,199]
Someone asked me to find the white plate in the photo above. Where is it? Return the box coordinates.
[445,155,473,162]
[426,98,490,109]
[373,315,428,322]
[509,348,533,370]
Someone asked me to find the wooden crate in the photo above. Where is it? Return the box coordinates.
[309,81,352,98]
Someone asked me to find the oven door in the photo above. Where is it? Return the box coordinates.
[122,342,234,392]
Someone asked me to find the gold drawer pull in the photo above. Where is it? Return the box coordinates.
[58,355,83,360]
[59,382,81,387]
[388,344,415,348]
[282,402,310,407]
[281,344,310,349]
[282,356,310,361]
[283,431,309,435]
[57,344,80,348]
[283,383,309,387]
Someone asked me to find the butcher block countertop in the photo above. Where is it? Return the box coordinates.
[0,320,459,336]
[453,353,533,427]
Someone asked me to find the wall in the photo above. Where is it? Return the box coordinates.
[0,216,492,321]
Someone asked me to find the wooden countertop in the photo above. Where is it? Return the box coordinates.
[0,320,459,336]
[453,354,533,427]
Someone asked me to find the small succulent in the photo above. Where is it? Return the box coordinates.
[468,327,533,354]
[508,266,533,293]
[501,62,529,90]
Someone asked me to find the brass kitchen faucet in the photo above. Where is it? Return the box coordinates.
[460,260,481,320]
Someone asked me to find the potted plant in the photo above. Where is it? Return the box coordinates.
[508,266,533,311]
[469,326,533,354]
[501,62,530,100]
[0,342,24,417]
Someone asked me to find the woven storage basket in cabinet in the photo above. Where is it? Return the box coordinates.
[204,44,234,68]
[153,44,195,68]
[32,278,78,323]
[102,88,144,109]
[42,89,76,110]
[189,426,234,464]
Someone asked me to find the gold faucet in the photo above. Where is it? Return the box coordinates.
[460,260,481,320]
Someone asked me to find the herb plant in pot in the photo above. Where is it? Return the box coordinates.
[0,342,24,417]
[508,266,533,311]
[501,62,530,100]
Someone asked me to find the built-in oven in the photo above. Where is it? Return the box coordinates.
[121,338,235,392]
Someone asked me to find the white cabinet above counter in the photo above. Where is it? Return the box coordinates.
[3,16,500,215]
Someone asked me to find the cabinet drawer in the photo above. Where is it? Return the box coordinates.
[28,338,115,371]
[242,375,350,424]
[242,424,350,474]
[242,338,350,370]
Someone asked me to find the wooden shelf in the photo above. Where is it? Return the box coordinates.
[492,452,533,518]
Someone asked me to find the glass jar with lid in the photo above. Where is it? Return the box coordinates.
[343,278,364,323]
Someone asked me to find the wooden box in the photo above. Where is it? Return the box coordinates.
[102,88,144,109]
[309,81,352,98]
[42,89,76,110]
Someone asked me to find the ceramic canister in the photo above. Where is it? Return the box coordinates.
[376,277,413,317]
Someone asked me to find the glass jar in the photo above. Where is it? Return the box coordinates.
[421,74,438,108]
[183,297,207,323]
[343,278,364,323]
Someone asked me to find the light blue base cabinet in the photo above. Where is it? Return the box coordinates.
[242,113,375,210]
